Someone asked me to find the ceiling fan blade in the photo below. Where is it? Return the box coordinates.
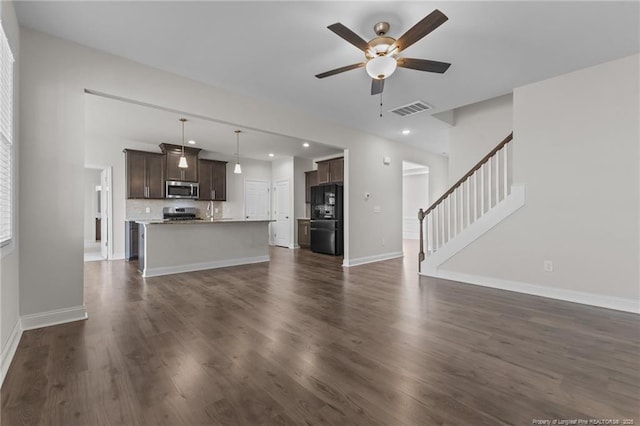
[392,9,448,53]
[397,58,451,73]
[327,23,370,52]
[371,78,384,95]
[315,62,365,79]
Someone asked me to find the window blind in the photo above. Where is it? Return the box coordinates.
[0,22,14,246]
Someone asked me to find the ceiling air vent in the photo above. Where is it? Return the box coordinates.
[389,100,432,117]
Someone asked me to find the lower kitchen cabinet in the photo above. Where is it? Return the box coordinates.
[125,221,139,260]
[298,219,310,248]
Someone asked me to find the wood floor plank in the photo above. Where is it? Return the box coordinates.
[2,242,639,425]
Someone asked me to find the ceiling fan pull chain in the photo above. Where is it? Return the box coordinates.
[379,92,383,117]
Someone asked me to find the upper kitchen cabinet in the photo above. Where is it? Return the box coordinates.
[124,149,164,199]
[198,159,227,201]
[304,170,318,203]
[316,157,344,184]
[159,143,201,182]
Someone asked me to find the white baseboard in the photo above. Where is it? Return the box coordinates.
[430,269,640,314]
[421,184,526,275]
[343,251,403,267]
[1,319,23,386]
[143,255,270,277]
[21,305,89,331]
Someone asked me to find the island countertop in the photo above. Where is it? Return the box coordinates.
[137,219,271,277]
[135,218,273,225]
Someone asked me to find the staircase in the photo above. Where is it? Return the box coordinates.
[418,132,526,275]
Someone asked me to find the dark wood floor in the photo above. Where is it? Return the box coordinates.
[2,243,639,425]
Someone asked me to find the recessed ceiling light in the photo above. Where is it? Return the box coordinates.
[268,153,275,157]
[402,129,411,135]
[303,142,310,148]
[188,140,196,145]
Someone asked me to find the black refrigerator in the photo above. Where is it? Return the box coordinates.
[310,184,343,256]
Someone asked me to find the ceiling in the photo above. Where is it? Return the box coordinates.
[85,93,344,161]
[16,2,640,155]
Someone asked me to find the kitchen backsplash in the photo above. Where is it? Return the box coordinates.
[126,199,224,220]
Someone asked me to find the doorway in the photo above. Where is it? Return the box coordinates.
[84,166,113,262]
[402,161,429,242]
[273,179,291,248]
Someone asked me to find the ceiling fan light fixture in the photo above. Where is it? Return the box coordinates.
[366,55,397,80]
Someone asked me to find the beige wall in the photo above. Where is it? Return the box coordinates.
[19,28,448,318]
[448,93,513,184]
[0,0,20,378]
[441,54,639,303]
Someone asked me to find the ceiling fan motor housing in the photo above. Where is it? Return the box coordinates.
[367,36,397,58]
[374,22,390,36]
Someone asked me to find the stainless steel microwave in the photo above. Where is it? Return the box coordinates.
[165,181,199,199]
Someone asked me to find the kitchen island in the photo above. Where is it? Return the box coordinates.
[136,219,271,277]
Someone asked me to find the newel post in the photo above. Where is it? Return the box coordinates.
[418,208,425,273]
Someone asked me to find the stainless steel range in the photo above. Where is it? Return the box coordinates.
[162,207,200,221]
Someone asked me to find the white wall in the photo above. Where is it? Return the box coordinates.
[19,28,448,322]
[0,0,20,384]
[228,156,272,220]
[402,172,429,239]
[441,54,639,307]
[83,168,101,243]
[448,93,513,183]
[271,157,294,247]
[293,157,313,244]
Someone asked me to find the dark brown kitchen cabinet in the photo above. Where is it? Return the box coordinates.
[160,143,201,182]
[298,219,310,248]
[316,157,344,184]
[304,170,318,203]
[124,149,165,199]
[198,159,227,201]
[125,221,139,260]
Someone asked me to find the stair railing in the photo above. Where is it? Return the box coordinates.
[418,132,514,272]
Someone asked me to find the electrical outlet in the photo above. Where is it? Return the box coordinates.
[214,208,219,214]
[543,260,553,272]
[145,207,150,213]
[381,238,385,246]
[373,205,381,213]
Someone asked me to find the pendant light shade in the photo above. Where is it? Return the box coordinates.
[178,118,188,169]
[234,130,242,174]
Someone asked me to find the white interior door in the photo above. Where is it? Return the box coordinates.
[273,179,290,248]
[244,179,270,220]
[100,168,109,259]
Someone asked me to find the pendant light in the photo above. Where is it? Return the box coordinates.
[178,118,188,168]
[234,130,242,174]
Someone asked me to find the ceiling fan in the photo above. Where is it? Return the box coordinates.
[315,9,451,95]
